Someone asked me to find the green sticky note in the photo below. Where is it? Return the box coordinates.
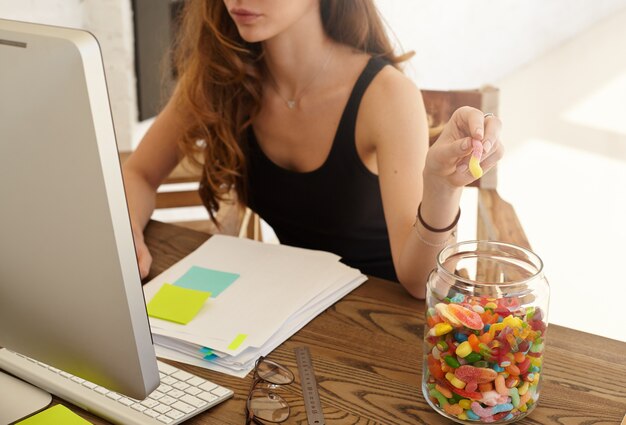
[175,266,239,297]
[228,333,248,350]
[147,283,211,325]
[17,405,92,424]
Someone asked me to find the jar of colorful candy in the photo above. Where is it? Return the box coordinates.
[422,241,549,424]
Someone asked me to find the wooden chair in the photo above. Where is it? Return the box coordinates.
[120,85,529,250]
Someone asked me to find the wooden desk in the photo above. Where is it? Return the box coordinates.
[62,220,626,425]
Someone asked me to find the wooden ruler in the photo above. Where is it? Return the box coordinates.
[294,346,325,425]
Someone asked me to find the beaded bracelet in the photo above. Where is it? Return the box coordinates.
[417,202,461,233]
[414,226,457,248]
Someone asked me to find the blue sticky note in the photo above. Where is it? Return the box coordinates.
[175,266,239,297]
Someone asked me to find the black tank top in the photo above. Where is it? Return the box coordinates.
[246,56,397,282]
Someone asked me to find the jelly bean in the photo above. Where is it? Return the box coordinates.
[455,365,497,384]
[518,381,529,396]
[427,314,443,328]
[454,331,469,342]
[430,322,453,336]
[509,387,520,408]
[466,410,480,420]
[478,382,493,392]
[517,357,531,374]
[494,374,508,396]
[458,412,468,421]
[505,364,520,376]
[432,346,441,360]
[447,303,485,330]
[468,143,483,179]
[441,362,452,373]
[427,354,445,380]
[467,334,481,351]
[449,293,465,303]
[474,360,489,369]
[491,363,504,373]
[465,352,482,363]
[444,355,461,368]
[472,304,485,314]
[519,390,532,406]
[456,341,472,358]
[429,388,449,407]
[435,383,452,398]
[514,352,526,363]
[459,399,472,410]
[479,332,494,344]
[484,301,497,310]
[443,403,463,416]
[436,340,449,352]
[505,376,519,388]
[445,372,466,389]
[530,365,540,373]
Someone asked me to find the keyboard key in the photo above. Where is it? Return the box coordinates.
[159,395,177,406]
[60,371,72,379]
[158,362,179,375]
[71,376,85,384]
[118,397,135,406]
[211,387,232,397]
[106,392,122,401]
[82,381,97,389]
[187,376,206,387]
[184,386,201,396]
[158,384,173,393]
[150,390,165,400]
[143,409,159,418]
[180,394,207,408]
[153,404,171,414]
[166,409,185,420]
[140,398,160,408]
[172,370,194,382]
[167,389,185,399]
[171,401,195,414]
[161,376,177,386]
[94,386,109,395]
[131,403,147,412]
[199,381,218,392]
[197,392,218,403]
[172,381,190,391]
[157,415,174,424]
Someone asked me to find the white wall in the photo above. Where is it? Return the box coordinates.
[376,0,626,89]
[0,0,136,151]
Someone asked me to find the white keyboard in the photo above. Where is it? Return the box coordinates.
[0,348,233,424]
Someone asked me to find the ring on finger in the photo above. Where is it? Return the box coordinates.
[484,112,495,119]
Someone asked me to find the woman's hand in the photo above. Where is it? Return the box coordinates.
[133,231,153,279]
[424,106,504,188]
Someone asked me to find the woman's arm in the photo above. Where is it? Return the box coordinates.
[122,94,185,277]
[359,67,502,299]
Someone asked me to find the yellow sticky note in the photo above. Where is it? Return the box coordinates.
[17,405,92,424]
[228,333,248,350]
[147,283,211,325]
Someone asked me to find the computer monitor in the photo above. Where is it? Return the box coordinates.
[0,18,159,418]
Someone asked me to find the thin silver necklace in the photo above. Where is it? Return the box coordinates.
[268,46,334,110]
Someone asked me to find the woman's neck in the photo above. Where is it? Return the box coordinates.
[262,12,334,97]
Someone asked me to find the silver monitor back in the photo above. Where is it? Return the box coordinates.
[0,19,159,399]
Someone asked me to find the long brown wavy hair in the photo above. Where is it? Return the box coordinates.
[173,0,412,224]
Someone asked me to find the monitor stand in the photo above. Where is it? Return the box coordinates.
[0,370,52,423]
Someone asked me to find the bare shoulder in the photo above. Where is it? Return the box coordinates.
[359,62,427,146]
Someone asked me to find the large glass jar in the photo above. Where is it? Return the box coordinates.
[422,241,549,424]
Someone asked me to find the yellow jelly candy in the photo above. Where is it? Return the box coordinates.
[468,139,484,179]
[429,322,453,336]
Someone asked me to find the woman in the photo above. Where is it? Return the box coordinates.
[122,0,503,299]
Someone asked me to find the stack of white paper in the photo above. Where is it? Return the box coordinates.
[143,235,367,378]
